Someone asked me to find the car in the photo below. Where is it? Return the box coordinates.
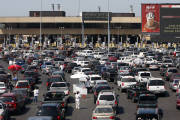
[96,90,118,110]
[64,62,78,73]
[117,76,137,92]
[164,67,178,81]
[126,83,149,103]
[136,107,160,120]
[46,75,64,90]
[15,80,31,93]
[0,82,7,94]
[135,71,152,83]
[49,82,70,96]
[0,101,9,120]
[93,85,111,104]
[27,116,53,120]
[87,74,102,87]
[11,88,30,103]
[137,94,158,108]
[36,103,65,120]
[176,94,180,109]
[92,105,116,120]
[147,78,166,95]
[0,93,25,112]
[42,91,69,110]
[169,73,180,91]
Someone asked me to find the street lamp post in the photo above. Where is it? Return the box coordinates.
[59,27,64,46]
[107,0,110,54]
[7,26,12,49]
[40,0,42,51]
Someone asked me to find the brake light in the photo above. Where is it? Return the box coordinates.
[57,116,60,120]
[177,89,179,93]
[97,100,99,105]
[174,84,178,86]
[16,86,20,88]
[166,73,168,76]
[27,85,30,88]
[110,116,115,119]
[0,116,3,119]
[13,103,16,109]
[94,92,97,96]
[177,100,180,104]
[120,71,123,72]
[61,102,65,107]
[46,82,49,86]
[122,82,124,86]
[134,93,137,97]
[92,116,97,119]
[115,100,117,105]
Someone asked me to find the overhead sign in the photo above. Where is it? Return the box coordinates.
[142,4,160,33]
[82,12,111,21]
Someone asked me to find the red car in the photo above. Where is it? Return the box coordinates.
[176,95,180,109]
[0,93,25,112]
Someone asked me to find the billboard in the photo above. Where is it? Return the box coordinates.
[160,5,180,36]
[142,4,160,33]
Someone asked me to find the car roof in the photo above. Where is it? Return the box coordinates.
[99,90,115,95]
[95,105,113,109]
[149,77,163,80]
[121,76,135,79]
[88,74,101,77]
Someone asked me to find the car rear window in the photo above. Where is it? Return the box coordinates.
[17,82,28,87]
[141,73,150,77]
[139,96,157,102]
[99,95,114,101]
[174,74,180,78]
[0,84,5,87]
[168,69,178,73]
[48,77,63,82]
[149,80,165,86]
[91,77,101,81]
[96,86,111,93]
[52,83,66,87]
[122,78,136,82]
[95,108,113,113]
[44,92,65,101]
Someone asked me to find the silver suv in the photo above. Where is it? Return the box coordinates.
[96,90,118,110]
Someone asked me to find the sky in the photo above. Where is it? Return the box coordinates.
[0,0,179,17]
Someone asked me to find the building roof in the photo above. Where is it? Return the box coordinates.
[0,16,141,24]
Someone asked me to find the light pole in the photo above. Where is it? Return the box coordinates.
[59,27,64,46]
[7,26,12,48]
[107,0,110,54]
[40,0,42,51]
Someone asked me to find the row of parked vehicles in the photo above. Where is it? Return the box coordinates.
[1,46,180,120]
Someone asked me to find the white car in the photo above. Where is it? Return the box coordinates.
[135,71,152,83]
[117,76,137,92]
[0,82,7,94]
[147,78,166,95]
[96,90,118,109]
[88,74,102,87]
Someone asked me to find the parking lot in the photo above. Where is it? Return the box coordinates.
[0,51,180,120]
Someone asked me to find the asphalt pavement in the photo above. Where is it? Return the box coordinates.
[0,60,180,120]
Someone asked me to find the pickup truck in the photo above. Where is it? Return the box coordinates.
[135,71,152,83]
[42,91,69,111]
[0,102,9,120]
[126,83,150,103]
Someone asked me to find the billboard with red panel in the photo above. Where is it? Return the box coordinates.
[142,4,160,33]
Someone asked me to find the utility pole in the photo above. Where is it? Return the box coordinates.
[40,0,42,51]
[107,0,110,54]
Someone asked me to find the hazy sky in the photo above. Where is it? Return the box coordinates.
[0,0,179,17]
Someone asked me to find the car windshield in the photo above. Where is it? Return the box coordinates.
[12,90,27,95]
[99,95,114,101]
[91,77,101,81]
[0,97,14,102]
[141,73,150,77]
[122,78,136,82]
[149,80,165,86]
[95,107,113,113]
[52,83,66,87]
